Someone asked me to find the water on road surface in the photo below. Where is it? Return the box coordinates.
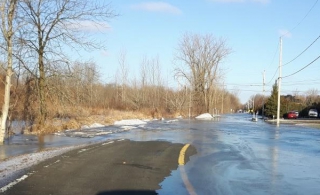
[2,114,320,195]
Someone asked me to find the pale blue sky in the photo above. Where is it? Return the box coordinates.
[76,0,320,103]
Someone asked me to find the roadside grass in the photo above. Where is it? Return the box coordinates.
[24,109,152,135]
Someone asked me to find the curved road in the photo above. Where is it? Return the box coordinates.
[1,140,196,195]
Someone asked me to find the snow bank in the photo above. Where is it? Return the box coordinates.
[195,113,213,120]
[114,119,147,126]
[81,123,105,129]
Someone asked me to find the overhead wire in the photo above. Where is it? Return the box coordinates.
[282,34,320,67]
[224,83,262,87]
[282,82,320,86]
[267,0,320,80]
[265,0,319,86]
[282,79,320,84]
[265,67,279,85]
[239,0,319,99]
[281,0,319,38]
[282,54,320,78]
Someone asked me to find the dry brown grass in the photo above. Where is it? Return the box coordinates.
[26,109,151,135]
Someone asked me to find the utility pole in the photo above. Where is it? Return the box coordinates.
[277,37,282,126]
[189,86,191,119]
[252,97,254,112]
[262,70,265,118]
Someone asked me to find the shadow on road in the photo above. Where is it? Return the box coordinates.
[96,190,157,195]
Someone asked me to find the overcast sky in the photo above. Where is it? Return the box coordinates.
[74,0,320,103]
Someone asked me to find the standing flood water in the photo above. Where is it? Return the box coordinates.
[155,114,320,195]
[1,114,320,195]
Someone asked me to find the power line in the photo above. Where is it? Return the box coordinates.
[265,0,319,84]
[224,83,262,87]
[281,0,319,38]
[226,88,271,93]
[265,67,279,85]
[282,34,320,67]
[282,54,320,79]
[282,79,320,84]
[282,82,320,86]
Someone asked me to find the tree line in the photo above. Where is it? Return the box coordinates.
[0,0,241,143]
[246,82,320,118]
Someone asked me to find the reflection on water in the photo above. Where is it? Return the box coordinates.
[37,135,45,152]
[0,133,100,160]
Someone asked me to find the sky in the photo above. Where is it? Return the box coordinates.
[74,0,320,104]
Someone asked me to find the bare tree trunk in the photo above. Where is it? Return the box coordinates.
[118,49,128,105]
[0,62,12,143]
[0,0,18,144]
[38,48,47,125]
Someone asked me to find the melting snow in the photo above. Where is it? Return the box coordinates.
[195,113,213,120]
[81,123,105,129]
[114,119,147,126]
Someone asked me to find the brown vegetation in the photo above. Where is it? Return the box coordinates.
[0,0,241,137]
[0,59,241,135]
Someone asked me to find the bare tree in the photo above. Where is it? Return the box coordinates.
[118,49,128,104]
[17,0,117,125]
[149,56,162,109]
[139,56,148,106]
[306,89,319,106]
[175,33,231,114]
[0,0,18,143]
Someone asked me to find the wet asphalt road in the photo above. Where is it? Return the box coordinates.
[113,115,320,195]
[1,114,320,195]
[1,140,196,195]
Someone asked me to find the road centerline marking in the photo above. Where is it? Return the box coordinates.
[178,144,197,195]
[178,144,190,165]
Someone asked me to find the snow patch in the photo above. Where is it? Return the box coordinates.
[81,123,105,129]
[95,132,112,136]
[120,126,137,131]
[195,113,213,120]
[114,119,147,126]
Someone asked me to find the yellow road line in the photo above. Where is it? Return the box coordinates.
[178,144,197,195]
[178,144,190,165]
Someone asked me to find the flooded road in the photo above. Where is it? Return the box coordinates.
[1,114,320,194]
[118,114,320,195]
